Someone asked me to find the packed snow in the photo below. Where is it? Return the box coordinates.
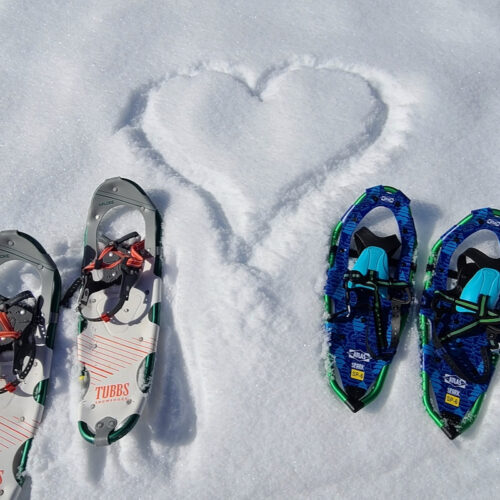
[1,1,500,498]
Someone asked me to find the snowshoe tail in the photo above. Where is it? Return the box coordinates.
[419,208,500,439]
[75,178,162,446]
[324,186,417,411]
[0,231,60,498]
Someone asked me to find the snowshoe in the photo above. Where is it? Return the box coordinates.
[324,186,417,412]
[0,231,60,498]
[64,178,162,446]
[419,208,500,439]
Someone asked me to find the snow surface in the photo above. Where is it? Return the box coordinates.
[1,1,500,498]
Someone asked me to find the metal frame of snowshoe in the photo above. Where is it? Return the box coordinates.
[324,186,417,411]
[0,231,60,498]
[419,208,500,439]
[76,177,162,446]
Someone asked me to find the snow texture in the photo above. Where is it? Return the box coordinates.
[1,1,500,499]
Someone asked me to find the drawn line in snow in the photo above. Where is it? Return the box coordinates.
[119,58,416,262]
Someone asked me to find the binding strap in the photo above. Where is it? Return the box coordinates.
[431,290,500,384]
[344,270,411,360]
[0,291,39,394]
[62,233,147,323]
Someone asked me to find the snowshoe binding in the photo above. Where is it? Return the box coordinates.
[0,231,60,498]
[420,208,500,439]
[63,178,162,446]
[324,186,417,412]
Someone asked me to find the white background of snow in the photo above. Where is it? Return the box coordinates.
[1,1,500,498]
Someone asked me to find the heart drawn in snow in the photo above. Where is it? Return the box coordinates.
[140,65,387,237]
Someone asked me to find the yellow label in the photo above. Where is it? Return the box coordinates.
[350,369,365,381]
[445,393,460,407]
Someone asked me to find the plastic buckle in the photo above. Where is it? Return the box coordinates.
[391,286,412,306]
[487,324,500,352]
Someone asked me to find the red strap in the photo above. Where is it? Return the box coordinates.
[80,239,146,323]
[4,383,17,393]
[0,312,21,340]
[126,240,145,268]
[83,241,145,273]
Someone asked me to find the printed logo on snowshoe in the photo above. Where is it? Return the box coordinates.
[380,195,394,203]
[445,393,460,407]
[95,383,129,401]
[348,349,372,362]
[486,218,500,227]
[444,374,467,389]
[98,200,115,207]
[0,254,9,259]
[350,368,365,381]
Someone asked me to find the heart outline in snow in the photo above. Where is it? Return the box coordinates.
[123,59,415,245]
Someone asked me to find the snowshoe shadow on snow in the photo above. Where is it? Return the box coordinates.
[420,208,500,439]
[324,186,417,412]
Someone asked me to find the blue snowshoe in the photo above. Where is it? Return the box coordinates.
[324,186,417,412]
[420,208,500,439]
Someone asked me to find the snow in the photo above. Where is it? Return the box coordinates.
[1,1,500,498]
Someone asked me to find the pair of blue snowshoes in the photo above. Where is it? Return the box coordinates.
[324,186,500,439]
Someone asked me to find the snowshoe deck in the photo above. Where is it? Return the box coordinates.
[419,208,500,439]
[0,231,60,498]
[74,178,162,446]
[324,186,417,411]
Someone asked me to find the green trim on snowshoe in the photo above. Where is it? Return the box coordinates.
[33,379,48,405]
[419,236,499,437]
[148,302,161,325]
[141,353,156,394]
[458,214,474,226]
[326,355,390,412]
[15,438,33,486]
[0,231,61,490]
[420,243,446,430]
[78,414,141,445]
[353,192,367,206]
[421,309,495,435]
[325,220,344,311]
[327,307,410,410]
[419,315,444,429]
[324,186,416,412]
[76,177,162,446]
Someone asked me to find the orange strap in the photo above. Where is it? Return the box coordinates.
[0,312,21,340]
[83,240,145,273]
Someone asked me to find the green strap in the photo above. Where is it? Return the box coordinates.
[435,290,499,318]
[434,292,500,344]
[346,271,411,355]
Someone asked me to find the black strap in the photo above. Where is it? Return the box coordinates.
[457,248,500,273]
[0,292,39,393]
[433,291,500,343]
[78,264,140,322]
[344,270,411,360]
[0,291,35,310]
[353,227,401,258]
[61,233,143,323]
[432,291,500,385]
[100,231,139,248]
[60,276,83,308]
